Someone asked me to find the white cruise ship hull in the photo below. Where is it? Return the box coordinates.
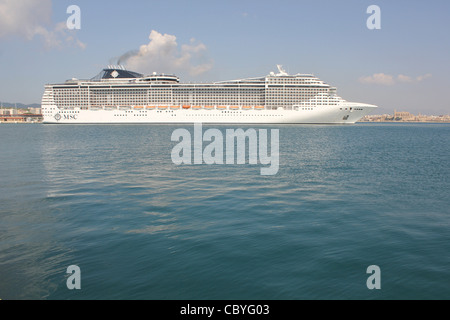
[42,103,376,125]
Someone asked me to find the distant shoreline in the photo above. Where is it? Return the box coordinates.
[361,111,450,123]
[359,120,450,124]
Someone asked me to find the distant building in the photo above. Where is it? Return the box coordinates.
[394,110,415,121]
[0,114,43,123]
[29,107,42,114]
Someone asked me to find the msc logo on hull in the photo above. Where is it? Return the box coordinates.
[54,113,77,121]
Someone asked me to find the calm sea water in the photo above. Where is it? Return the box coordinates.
[0,123,449,300]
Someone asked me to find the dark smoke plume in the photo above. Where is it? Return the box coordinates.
[117,49,139,65]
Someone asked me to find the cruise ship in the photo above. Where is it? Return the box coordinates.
[41,65,377,124]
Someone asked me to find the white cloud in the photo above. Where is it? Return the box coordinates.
[360,73,432,85]
[123,30,213,77]
[0,0,85,49]
[359,73,395,86]
[397,74,413,83]
[0,0,51,39]
[416,73,432,82]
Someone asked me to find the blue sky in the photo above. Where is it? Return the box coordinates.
[0,0,449,115]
